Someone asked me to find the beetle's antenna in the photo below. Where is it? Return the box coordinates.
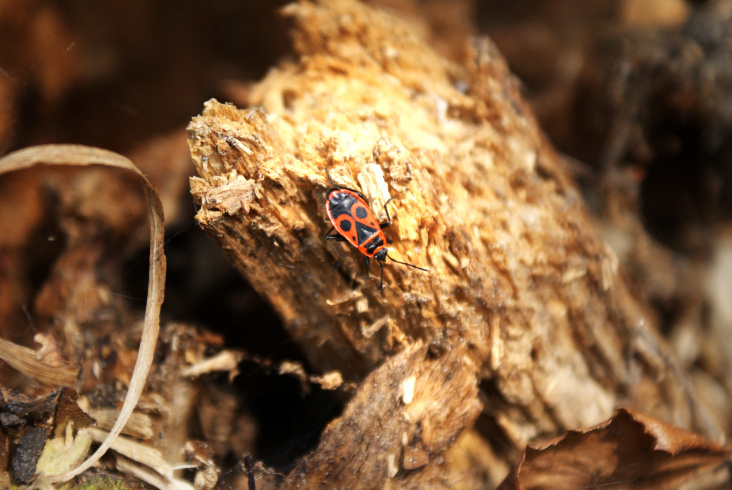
[386,253,429,272]
[325,170,338,187]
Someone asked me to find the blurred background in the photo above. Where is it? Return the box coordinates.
[2,0,732,481]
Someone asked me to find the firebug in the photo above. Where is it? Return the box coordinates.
[324,170,428,290]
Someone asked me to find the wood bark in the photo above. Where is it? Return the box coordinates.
[186,0,721,484]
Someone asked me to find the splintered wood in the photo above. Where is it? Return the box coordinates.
[283,342,482,488]
[187,0,723,484]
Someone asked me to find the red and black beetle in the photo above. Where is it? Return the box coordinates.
[324,170,428,289]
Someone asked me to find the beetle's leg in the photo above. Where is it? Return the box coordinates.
[378,261,385,291]
[380,196,395,229]
[364,256,370,274]
[325,226,348,242]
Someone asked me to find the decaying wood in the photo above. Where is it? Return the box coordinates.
[283,341,481,488]
[0,337,78,387]
[187,0,723,482]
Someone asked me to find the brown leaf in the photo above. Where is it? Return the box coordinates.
[0,388,61,425]
[499,408,731,489]
[53,388,94,439]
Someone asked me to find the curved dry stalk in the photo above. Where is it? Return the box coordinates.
[0,144,166,483]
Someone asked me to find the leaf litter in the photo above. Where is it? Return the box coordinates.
[0,145,166,484]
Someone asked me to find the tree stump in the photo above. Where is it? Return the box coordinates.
[187,0,720,485]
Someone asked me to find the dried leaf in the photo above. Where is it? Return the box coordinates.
[53,388,95,439]
[0,144,166,483]
[499,408,731,489]
[0,387,61,425]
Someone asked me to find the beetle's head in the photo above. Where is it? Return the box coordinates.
[374,248,388,263]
